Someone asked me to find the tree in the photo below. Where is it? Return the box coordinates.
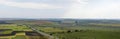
[75,30,79,32]
[67,30,72,33]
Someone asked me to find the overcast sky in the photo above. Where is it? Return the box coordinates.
[0,0,120,19]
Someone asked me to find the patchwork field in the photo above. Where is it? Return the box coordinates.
[0,24,47,39]
[0,24,32,31]
[0,19,120,39]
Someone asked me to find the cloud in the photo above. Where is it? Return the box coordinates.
[0,0,62,9]
[1,0,120,19]
[63,0,89,18]
[85,2,120,19]
[63,0,120,19]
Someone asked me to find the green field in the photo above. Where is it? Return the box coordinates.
[12,35,26,39]
[53,30,120,39]
[0,24,32,39]
[0,20,120,39]
[0,24,32,31]
[31,25,120,39]
[36,27,66,33]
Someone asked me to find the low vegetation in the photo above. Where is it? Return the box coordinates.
[0,19,120,39]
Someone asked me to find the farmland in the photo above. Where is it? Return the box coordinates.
[0,24,49,39]
[53,30,120,39]
[0,19,120,39]
[0,24,32,31]
[28,24,120,39]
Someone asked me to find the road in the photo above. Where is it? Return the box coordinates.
[25,24,58,39]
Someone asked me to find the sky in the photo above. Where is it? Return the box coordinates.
[0,0,120,19]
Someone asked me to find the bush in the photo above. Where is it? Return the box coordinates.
[67,30,72,33]
[75,30,79,32]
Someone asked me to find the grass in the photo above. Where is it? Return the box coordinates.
[0,24,31,39]
[54,30,120,39]
[0,24,120,39]
[89,23,120,27]
[37,27,66,33]
[1,31,12,34]
[64,26,120,31]
[0,38,9,39]
[31,24,120,39]
[12,35,26,39]
[0,24,32,31]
